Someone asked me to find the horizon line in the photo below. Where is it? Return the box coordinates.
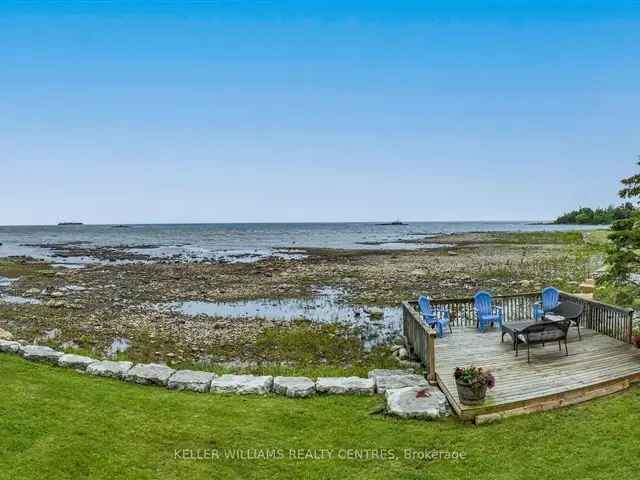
[0,219,577,228]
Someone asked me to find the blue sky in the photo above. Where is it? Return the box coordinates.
[1,1,638,225]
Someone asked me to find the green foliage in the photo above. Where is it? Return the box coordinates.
[604,160,640,285]
[554,203,635,225]
[2,354,640,479]
[619,160,640,199]
[251,321,399,376]
[453,366,495,388]
[171,320,402,379]
[594,282,640,309]
[484,231,585,244]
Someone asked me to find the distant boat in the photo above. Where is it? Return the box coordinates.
[57,222,83,226]
[376,220,408,226]
[111,225,129,228]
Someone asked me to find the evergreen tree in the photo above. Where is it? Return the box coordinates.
[605,160,640,283]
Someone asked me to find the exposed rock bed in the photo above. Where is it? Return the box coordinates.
[0,328,14,340]
[0,231,596,369]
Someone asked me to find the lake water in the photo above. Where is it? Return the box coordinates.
[160,292,403,349]
[0,222,599,264]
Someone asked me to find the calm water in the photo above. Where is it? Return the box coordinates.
[160,293,403,349]
[0,222,599,264]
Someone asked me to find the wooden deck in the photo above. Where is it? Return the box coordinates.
[436,325,640,423]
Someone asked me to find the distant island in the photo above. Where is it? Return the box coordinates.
[57,222,84,226]
[553,203,635,224]
[376,220,409,226]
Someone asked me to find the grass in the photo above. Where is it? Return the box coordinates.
[1,354,640,479]
[0,258,54,280]
[489,231,587,244]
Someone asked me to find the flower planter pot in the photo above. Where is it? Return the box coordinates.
[455,379,488,406]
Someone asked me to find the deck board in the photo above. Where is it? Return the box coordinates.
[435,325,640,421]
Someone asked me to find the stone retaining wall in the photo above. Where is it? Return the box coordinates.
[0,340,428,398]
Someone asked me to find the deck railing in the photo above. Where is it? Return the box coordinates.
[401,301,437,383]
[429,293,540,327]
[403,292,634,361]
[558,292,634,343]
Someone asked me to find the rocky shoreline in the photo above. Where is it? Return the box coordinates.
[0,230,605,375]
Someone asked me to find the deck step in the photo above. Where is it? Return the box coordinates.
[474,379,630,425]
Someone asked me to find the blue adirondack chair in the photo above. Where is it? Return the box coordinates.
[532,287,560,320]
[474,291,503,332]
[418,295,451,337]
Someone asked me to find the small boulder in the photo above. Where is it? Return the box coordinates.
[0,339,21,353]
[273,377,315,397]
[45,300,66,308]
[316,377,375,395]
[368,369,414,379]
[385,386,447,420]
[21,345,63,363]
[393,347,409,360]
[125,363,176,386]
[58,354,96,370]
[167,370,216,393]
[0,328,14,340]
[210,375,273,395]
[374,373,429,394]
[86,360,133,379]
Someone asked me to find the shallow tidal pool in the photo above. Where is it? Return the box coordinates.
[159,290,403,348]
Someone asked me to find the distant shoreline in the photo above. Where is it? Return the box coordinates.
[0,220,610,228]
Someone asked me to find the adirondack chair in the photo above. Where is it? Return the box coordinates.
[474,291,503,332]
[418,295,451,337]
[532,287,560,321]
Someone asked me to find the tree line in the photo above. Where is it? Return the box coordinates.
[554,203,635,224]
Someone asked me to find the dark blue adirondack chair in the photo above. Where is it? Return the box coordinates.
[532,287,560,320]
[418,295,451,337]
[474,291,503,332]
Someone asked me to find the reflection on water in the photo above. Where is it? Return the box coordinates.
[161,294,402,349]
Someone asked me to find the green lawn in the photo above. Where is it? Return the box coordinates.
[1,353,639,479]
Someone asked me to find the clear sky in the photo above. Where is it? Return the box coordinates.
[1,1,638,225]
